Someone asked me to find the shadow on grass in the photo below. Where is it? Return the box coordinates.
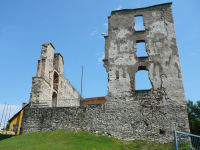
[0,134,16,141]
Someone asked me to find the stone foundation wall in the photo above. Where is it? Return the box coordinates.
[20,105,103,135]
[21,100,188,143]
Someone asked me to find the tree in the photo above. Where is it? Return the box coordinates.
[187,100,200,135]
[1,123,10,131]
[6,123,10,131]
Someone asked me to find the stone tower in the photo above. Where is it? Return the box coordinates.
[29,42,80,107]
[103,2,190,141]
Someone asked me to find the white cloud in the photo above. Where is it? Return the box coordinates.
[97,53,105,64]
[90,27,98,36]
[136,4,140,8]
[0,104,21,129]
[134,22,145,30]
[191,52,197,56]
[103,23,108,29]
[115,5,122,10]
[96,52,104,55]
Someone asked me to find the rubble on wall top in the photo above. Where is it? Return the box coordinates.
[42,42,55,49]
[54,53,64,65]
[111,2,172,15]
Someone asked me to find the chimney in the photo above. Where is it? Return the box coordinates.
[22,103,27,109]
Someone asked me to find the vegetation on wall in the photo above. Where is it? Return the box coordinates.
[187,100,200,135]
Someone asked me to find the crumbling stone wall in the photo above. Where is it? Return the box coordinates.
[22,2,190,143]
[29,42,80,107]
[29,77,52,107]
[103,2,190,142]
[57,75,80,107]
[20,105,103,135]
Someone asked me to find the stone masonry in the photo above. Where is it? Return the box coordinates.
[103,2,190,142]
[29,42,80,107]
[21,3,190,143]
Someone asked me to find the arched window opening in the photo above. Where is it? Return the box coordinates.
[52,92,57,107]
[136,42,148,57]
[134,16,145,31]
[135,70,152,90]
[53,71,59,90]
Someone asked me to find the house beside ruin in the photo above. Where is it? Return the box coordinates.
[29,42,80,107]
[8,103,29,135]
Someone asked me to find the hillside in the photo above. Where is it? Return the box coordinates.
[0,130,174,150]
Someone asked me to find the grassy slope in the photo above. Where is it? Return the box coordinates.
[0,130,174,150]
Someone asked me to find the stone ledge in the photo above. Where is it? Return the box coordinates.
[32,77,50,85]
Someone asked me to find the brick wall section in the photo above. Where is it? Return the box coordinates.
[81,97,105,106]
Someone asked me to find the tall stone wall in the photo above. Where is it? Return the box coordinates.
[54,53,64,74]
[36,43,54,83]
[103,2,190,141]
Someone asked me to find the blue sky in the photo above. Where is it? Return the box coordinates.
[0,0,199,129]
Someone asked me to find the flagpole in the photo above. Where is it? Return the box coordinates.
[80,65,83,106]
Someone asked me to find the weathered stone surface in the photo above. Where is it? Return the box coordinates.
[103,2,190,142]
[29,43,80,107]
[21,2,190,143]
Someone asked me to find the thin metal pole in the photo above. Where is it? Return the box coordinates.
[5,105,10,134]
[7,105,11,133]
[173,130,178,150]
[4,104,8,133]
[80,65,83,106]
[0,102,6,129]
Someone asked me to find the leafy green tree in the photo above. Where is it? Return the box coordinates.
[6,123,10,131]
[187,100,200,135]
[1,123,10,131]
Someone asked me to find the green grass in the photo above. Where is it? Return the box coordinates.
[0,130,175,150]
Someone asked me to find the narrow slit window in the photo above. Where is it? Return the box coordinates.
[135,70,152,90]
[116,70,119,79]
[136,42,148,57]
[52,92,57,107]
[134,16,145,31]
[53,71,59,90]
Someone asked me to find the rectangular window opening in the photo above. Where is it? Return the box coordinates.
[134,16,145,31]
[136,42,148,57]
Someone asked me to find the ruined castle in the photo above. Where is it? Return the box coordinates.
[29,42,80,107]
[21,2,190,143]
